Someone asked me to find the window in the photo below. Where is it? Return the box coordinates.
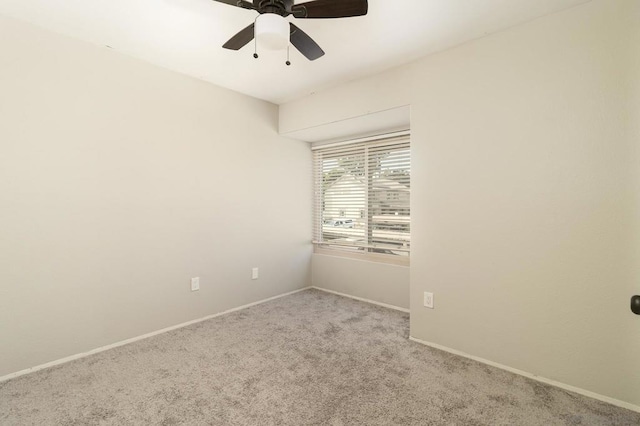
[312,133,410,261]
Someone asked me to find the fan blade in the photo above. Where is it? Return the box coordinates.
[211,0,255,11]
[289,23,324,61]
[223,23,255,50]
[291,0,367,19]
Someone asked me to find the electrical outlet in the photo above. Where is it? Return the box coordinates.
[191,277,200,292]
[424,292,434,309]
[252,268,259,280]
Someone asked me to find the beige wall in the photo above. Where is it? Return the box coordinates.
[282,0,640,408]
[0,16,311,377]
[312,254,409,310]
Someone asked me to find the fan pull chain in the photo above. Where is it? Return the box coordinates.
[253,17,259,59]
[286,45,291,66]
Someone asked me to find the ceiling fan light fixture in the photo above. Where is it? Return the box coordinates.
[255,13,290,51]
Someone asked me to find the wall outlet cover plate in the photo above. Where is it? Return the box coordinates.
[191,277,200,291]
[424,292,434,309]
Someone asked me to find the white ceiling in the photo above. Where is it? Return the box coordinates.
[0,0,589,104]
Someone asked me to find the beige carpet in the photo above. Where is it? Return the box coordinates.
[1,289,638,425]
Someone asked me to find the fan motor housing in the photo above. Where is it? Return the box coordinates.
[257,0,293,16]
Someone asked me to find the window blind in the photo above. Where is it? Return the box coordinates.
[312,134,410,257]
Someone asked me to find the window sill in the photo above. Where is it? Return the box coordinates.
[314,246,410,267]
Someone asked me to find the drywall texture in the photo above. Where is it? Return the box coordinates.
[311,254,409,309]
[281,0,640,408]
[0,16,311,377]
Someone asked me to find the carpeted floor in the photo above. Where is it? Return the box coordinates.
[1,289,638,425]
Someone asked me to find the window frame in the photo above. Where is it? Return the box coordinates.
[312,132,410,265]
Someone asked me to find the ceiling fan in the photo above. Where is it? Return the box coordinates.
[212,0,368,61]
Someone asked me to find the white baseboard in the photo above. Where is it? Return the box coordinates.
[409,336,640,414]
[0,287,312,383]
[311,286,409,313]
